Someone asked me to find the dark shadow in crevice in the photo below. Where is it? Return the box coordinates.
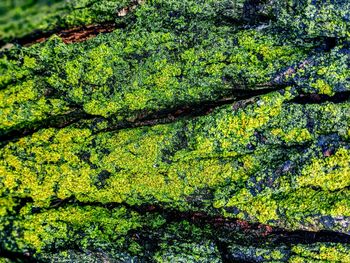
[0,247,41,263]
[0,87,279,148]
[289,91,350,104]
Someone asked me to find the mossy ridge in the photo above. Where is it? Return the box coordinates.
[2,0,349,44]
[290,243,350,262]
[287,47,350,96]
[0,26,308,138]
[0,203,159,261]
[3,0,350,139]
[0,0,276,43]
[275,0,350,40]
[1,91,350,233]
[1,0,350,261]
[0,0,350,42]
[1,201,229,261]
[227,242,350,263]
[5,205,144,254]
[3,200,350,263]
[0,202,241,262]
[4,203,350,263]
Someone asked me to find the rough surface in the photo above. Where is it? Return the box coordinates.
[1,0,350,262]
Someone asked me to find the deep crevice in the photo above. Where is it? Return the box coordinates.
[54,202,350,245]
[0,0,145,47]
[0,87,278,148]
[5,197,350,261]
[96,87,279,133]
[289,91,350,104]
[0,249,41,263]
[6,22,119,47]
[22,197,350,246]
[0,110,95,148]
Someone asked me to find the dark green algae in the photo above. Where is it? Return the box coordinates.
[1,0,350,262]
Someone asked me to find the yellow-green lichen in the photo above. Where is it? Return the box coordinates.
[291,243,350,262]
[298,148,350,191]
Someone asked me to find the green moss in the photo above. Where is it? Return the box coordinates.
[311,79,334,95]
[1,90,350,232]
[298,148,350,191]
[0,91,290,209]
[10,205,141,252]
[0,0,133,41]
[291,48,350,95]
[226,190,279,223]
[154,240,221,263]
[271,128,312,144]
[2,0,350,261]
[0,77,70,136]
[276,0,350,39]
[291,243,350,262]
[0,2,309,136]
[0,54,34,89]
[227,243,290,262]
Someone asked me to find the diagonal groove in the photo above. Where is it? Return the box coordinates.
[0,87,279,147]
[289,91,350,105]
[14,197,350,246]
[0,0,144,47]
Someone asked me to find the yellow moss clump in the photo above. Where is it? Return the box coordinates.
[271,128,312,143]
[298,148,350,191]
[311,79,334,96]
[226,188,279,223]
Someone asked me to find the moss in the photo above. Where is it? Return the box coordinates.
[2,0,350,260]
[271,128,312,144]
[227,191,279,223]
[311,79,334,96]
[0,91,289,209]
[227,243,290,262]
[16,206,142,252]
[227,243,350,262]
[276,0,350,40]
[0,0,133,41]
[298,148,350,191]
[0,2,309,136]
[290,47,350,95]
[154,240,221,263]
[0,54,35,89]
[1,90,350,233]
[291,243,350,262]
[0,77,70,136]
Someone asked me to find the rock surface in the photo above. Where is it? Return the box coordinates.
[1,0,350,262]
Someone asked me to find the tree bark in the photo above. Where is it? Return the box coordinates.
[1,0,350,262]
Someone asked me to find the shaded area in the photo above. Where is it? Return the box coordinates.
[290,91,350,105]
[15,23,118,46]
